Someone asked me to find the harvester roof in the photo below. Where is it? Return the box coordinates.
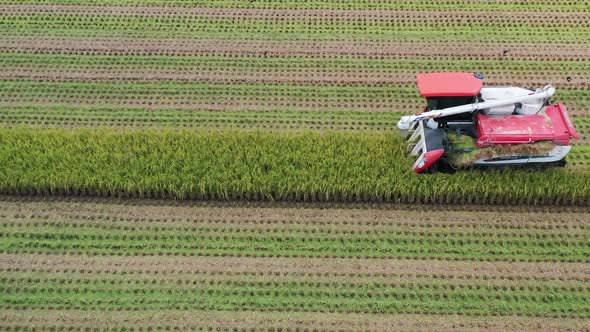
[417,72,483,97]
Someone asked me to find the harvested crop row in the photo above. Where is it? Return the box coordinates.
[3,278,588,316]
[0,54,587,88]
[4,252,588,281]
[1,197,589,229]
[0,80,424,112]
[0,106,402,132]
[0,81,588,115]
[2,309,589,332]
[0,11,586,43]
[3,53,588,75]
[2,37,587,60]
[2,5,588,19]
[0,198,589,324]
[3,196,589,232]
[0,127,588,206]
[0,0,587,12]
[3,67,586,88]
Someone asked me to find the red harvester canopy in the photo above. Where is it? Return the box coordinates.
[417,72,483,97]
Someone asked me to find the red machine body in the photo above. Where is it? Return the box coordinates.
[477,104,578,147]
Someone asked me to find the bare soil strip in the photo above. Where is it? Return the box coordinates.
[2,253,587,280]
[1,198,588,229]
[1,5,588,20]
[0,37,587,60]
[0,68,585,88]
[1,309,589,331]
[0,101,418,112]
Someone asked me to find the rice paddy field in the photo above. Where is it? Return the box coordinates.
[0,0,589,331]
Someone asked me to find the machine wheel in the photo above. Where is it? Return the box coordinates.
[425,159,456,174]
[556,158,567,167]
[424,162,439,174]
[529,158,567,170]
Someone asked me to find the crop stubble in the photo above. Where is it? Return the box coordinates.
[0,197,589,330]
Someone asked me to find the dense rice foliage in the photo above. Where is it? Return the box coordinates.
[0,127,588,204]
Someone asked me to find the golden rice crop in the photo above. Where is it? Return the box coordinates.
[0,127,587,205]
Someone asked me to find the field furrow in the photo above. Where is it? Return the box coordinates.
[1,310,589,331]
[1,37,589,60]
[0,197,588,326]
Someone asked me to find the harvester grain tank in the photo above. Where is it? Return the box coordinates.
[399,72,579,173]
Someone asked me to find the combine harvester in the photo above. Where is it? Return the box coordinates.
[398,72,579,173]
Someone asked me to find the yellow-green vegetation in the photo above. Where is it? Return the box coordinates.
[0,127,588,205]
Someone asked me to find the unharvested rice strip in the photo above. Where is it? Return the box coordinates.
[0,68,585,88]
[2,5,589,21]
[0,106,399,122]
[0,37,587,60]
[1,310,588,332]
[1,199,588,228]
[2,253,587,280]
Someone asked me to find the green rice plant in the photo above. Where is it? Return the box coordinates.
[2,272,589,316]
[0,127,587,205]
[0,11,586,42]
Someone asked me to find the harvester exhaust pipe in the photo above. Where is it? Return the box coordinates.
[397,85,556,130]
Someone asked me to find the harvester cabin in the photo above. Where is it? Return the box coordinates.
[417,72,483,123]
